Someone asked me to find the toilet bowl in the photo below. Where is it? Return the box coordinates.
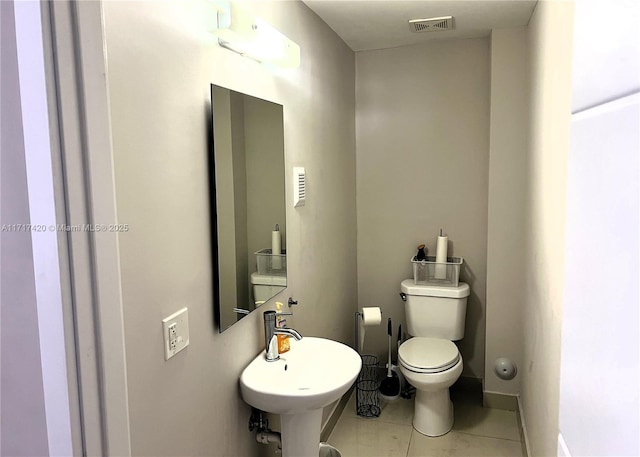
[398,337,463,436]
[399,280,469,437]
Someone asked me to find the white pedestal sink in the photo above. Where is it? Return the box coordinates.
[240,337,361,457]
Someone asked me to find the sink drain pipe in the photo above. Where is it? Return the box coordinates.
[249,408,282,451]
[256,429,282,447]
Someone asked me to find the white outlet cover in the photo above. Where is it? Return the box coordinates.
[162,307,189,360]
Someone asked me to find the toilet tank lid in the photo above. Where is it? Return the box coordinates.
[401,279,469,298]
[250,272,287,286]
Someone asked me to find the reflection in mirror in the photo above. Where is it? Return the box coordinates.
[210,85,287,332]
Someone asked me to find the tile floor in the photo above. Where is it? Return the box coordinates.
[327,390,524,457]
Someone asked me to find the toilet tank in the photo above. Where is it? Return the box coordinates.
[251,272,286,305]
[400,279,470,341]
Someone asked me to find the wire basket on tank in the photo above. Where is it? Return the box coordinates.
[356,355,381,418]
[255,248,287,275]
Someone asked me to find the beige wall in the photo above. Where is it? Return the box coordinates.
[244,96,286,268]
[102,1,356,455]
[355,38,490,378]
[230,92,249,310]
[484,27,528,396]
[522,1,574,455]
[1,2,50,453]
[559,1,640,455]
[211,86,241,325]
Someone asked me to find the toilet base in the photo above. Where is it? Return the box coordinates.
[413,388,454,437]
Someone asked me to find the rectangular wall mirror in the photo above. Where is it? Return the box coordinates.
[210,84,287,332]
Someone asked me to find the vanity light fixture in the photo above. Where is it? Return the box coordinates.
[211,1,300,68]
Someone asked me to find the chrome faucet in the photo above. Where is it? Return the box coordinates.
[263,310,302,362]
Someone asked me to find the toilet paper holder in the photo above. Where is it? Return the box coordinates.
[354,308,382,353]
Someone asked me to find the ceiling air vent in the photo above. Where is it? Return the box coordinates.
[409,16,454,33]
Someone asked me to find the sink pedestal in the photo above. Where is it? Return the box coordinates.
[240,338,361,457]
[280,409,322,457]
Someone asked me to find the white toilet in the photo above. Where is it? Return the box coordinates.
[398,279,470,437]
[250,272,286,306]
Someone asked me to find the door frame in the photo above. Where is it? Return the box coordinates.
[42,1,131,455]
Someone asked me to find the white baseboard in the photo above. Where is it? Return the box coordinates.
[517,396,531,457]
[483,391,518,411]
[320,387,353,442]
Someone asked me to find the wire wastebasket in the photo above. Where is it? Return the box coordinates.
[356,355,381,417]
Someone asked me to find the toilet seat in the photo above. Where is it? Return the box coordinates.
[398,337,460,374]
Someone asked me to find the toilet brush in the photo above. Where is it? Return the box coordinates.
[379,318,400,400]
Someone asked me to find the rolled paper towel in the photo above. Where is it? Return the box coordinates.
[359,307,382,353]
[271,224,282,270]
[435,233,448,280]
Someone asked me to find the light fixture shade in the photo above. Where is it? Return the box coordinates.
[212,1,300,68]
[215,1,257,44]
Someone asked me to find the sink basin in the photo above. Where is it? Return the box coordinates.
[240,337,361,414]
[240,337,361,457]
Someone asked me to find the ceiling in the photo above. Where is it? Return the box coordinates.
[301,0,538,51]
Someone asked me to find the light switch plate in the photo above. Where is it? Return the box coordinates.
[162,307,189,360]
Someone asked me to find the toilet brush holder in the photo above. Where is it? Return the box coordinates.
[384,364,404,401]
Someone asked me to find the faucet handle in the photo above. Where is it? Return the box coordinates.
[288,297,298,307]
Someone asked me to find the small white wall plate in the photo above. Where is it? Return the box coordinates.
[162,307,189,360]
[293,167,306,207]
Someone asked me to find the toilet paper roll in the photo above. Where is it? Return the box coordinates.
[435,234,448,280]
[271,227,282,270]
[359,307,382,352]
[361,307,382,326]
